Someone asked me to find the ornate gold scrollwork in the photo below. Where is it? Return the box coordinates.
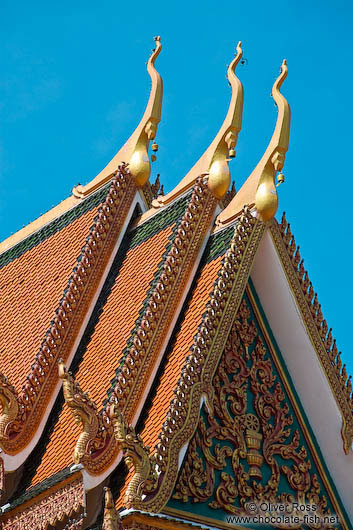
[123,207,264,513]
[67,176,217,476]
[1,474,84,530]
[172,298,335,528]
[0,373,20,443]
[275,213,353,455]
[244,413,263,480]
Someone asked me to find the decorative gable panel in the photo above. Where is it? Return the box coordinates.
[166,285,348,529]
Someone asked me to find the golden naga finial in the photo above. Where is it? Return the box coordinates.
[154,41,244,206]
[217,59,290,225]
[73,37,163,198]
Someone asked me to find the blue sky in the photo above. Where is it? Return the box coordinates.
[0,1,352,375]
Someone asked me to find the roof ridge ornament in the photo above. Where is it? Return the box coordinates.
[121,207,265,512]
[217,59,290,225]
[67,177,219,475]
[153,41,244,206]
[103,487,121,530]
[73,36,163,198]
[0,165,136,458]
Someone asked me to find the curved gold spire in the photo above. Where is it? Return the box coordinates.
[73,36,163,198]
[153,42,244,206]
[217,59,290,225]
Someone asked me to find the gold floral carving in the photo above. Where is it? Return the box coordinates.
[0,165,137,456]
[171,298,335,530]
[1,474,84,530]
[103,486,121,530]
[0,373,19,441]
[80,176,218,475]
[270,215,353,454]
[125,207,264,512]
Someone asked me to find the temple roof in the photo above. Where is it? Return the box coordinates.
[0,185,106,392]
[0,39,352,530]
[26,193,189,489]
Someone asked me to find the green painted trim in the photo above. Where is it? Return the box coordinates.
[247,278,352,528]
[167,281,351,528]
[206,227,235,264]
[0,184,109,270]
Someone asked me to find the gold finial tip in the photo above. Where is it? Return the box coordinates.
[154,36,161,42]
[282,59,287,67]
[228,41,243,75]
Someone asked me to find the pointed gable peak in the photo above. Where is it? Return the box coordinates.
[153,41,244,206]
[217,59,290,226]
[73,36,163,198]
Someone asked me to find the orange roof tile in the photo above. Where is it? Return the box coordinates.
[115,255,223,510]
[30,224,173,487]
[0,206,100,391]
[141,257,222,449]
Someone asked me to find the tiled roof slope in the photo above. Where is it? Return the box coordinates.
[20,194,189,489]
[0,186,107,391]
[114,226,234,509]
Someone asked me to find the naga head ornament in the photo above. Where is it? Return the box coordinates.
[217,59,291,225]
[153,41,244,206]
[73,36,163,197]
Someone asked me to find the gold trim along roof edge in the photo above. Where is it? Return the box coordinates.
[0,194,81,257]
[59,177,219,476]
[0,166,138,457]
[116,208,264,512]
[270,215,353,455]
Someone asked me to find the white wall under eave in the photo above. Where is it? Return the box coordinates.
[250,230,353,521]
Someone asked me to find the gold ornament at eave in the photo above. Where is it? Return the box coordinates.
[153,41,244,206]
[217,59,290,225]
[73,36,163,197]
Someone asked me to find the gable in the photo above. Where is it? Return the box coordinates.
[9,192,190,495]
[165,283,349,529]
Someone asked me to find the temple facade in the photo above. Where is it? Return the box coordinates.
[0,37,352,529]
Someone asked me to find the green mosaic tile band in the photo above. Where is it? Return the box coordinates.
[0,184,109,270]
